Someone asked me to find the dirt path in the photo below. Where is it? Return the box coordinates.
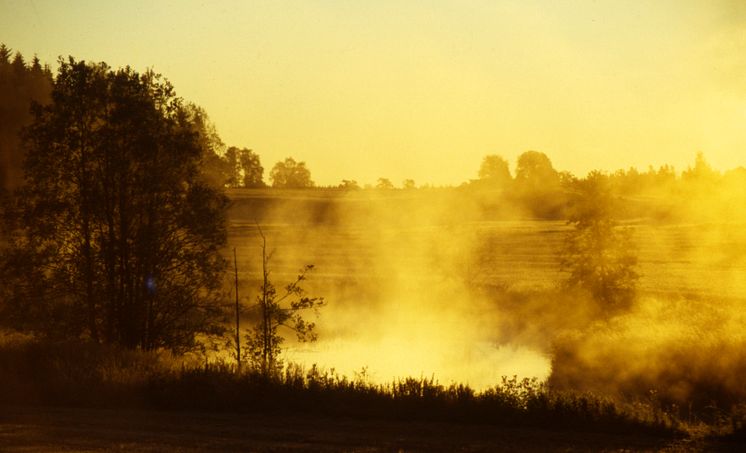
[0,404,719,452]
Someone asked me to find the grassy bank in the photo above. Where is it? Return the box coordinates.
[0,336,682,439]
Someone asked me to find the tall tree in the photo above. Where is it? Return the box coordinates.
[560,171,638,313]
[0,45,52,193]
[269,157,313,188]
[478,154,511,187]
[211,146,264,188]
[182,104,232,188]
[339,179,360,190]
[11,58,229,350]
[682,151,718,183]
[376,177,394,189]
[514,150,564,218]
[515,150,559,188]
[236,147,265,188]
[11,52,25,76]
[0,44,11,65]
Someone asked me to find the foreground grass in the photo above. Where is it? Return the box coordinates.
[0,338,679,437]
[4,338,746,450]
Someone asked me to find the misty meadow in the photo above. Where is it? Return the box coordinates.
[1,3,746,451]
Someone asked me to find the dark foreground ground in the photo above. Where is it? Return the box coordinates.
[0,405,734,452]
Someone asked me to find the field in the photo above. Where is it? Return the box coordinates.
[227,188,746,299]
[225,188,746,387]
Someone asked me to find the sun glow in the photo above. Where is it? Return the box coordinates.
[2,1,744,186]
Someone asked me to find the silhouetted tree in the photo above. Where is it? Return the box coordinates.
[245,227,325,376]
[478,154,512,187]
[682,151,719,184]
[402,179,416,190]
[30,55,42,73]
[515,150,559,189]
[610,167,642,195]
[10,58,228,350]
[560,171,638,313]
[182,104,232,188]
[0,44,52,193]
[270,157,314,188]
[0,44,11,64]
[222,146,265,188]
[238,148,265,188]
[514,150,564,218]
[0,48,53,327]
[11,52,25,76]
[654,164,676,185]
[209,146,264,188]
[222,146,241,187]
[339,179,360,190]
[376,178,394,189]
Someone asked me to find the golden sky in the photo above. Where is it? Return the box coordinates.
[2,0,745,186]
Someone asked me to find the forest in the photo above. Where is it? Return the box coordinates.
[2,45,746,451]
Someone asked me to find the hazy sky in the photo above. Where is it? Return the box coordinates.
[2,0,745,186]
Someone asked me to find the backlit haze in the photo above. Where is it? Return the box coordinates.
[4,1,746,392]
[3,0,745,186]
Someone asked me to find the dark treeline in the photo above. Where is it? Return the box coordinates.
[0,44,53,194]
[0,47,323,361]
[1,51,230,351]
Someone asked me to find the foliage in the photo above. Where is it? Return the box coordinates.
[682,151,719,183]
[478,154,511,187]
[5,58,229,350]
[560,171,638,312]
[244,228,325,375]
[515,150,558,186]
[269,157,314,188]
[338,179,360,190]
[238,148,265,187]
[513,150,565,218]
[181,104,229,187]
[376,177,394,189]
[224,146,265,188]
[179,108,265,189]
[0,43,52,193]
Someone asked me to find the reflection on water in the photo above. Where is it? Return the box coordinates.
[284,338,550,390]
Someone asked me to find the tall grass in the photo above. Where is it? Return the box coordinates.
[0,336,681,438]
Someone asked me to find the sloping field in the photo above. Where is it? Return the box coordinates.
[227,189,746,301]
[224,189,746,387]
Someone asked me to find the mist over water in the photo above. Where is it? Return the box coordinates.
[227,185,746,399]
[228,190,555,388]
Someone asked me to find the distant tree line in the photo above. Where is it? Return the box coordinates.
[1,57,230,350]
[0,44,53,195]
[469,150,746,220]
[467,151,567,218]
